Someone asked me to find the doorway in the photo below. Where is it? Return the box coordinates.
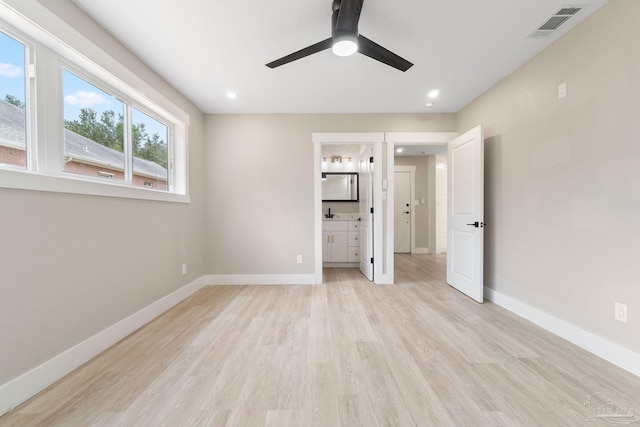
[387,128,485,303]
[319,142,374,282]
[387,132,455,284]
[313,131,463,287]
[312,133,390,285]
[393,147,447,256]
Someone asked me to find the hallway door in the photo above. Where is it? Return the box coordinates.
[447,125,484,303]
[394,171,411,253]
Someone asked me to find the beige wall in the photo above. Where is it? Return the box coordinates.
[0,0,207,385]
[204,114,456,275]
[457,0,640,353]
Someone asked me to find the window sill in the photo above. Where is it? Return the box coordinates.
[0,168,190,203]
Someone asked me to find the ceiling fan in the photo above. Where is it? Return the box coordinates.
[266,0,413,72]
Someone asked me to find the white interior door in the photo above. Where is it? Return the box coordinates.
[359,147,374,281]
[394,171,411,253]
[447,125,484,303]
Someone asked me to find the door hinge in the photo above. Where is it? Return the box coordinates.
[369,156,374,163]
[370,257,374,264]
[370,207,374,214]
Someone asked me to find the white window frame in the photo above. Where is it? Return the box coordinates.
[0,25,35,171]
[130,104,175,191]
[0,3,189,203]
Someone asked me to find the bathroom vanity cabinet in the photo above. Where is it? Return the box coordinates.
[322,218,360,264]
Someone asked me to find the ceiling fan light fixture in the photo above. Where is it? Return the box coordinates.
[265,0,413,71]
[332,33,358,57]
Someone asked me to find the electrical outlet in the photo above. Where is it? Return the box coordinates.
[296,255,303,264]
[614,302,627,323]
[181,263,187,275]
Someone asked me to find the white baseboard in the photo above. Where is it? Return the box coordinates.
[484,287,640,378]
[204,274,316,285]
[323,262,358,268]
[412,247,429,254]
[0,276,208,417]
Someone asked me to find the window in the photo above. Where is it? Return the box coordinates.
[0,6,189,203]
[62,71,172,191]
[0,30,27,169]
[131,108,169,191]
[63,70,126,181]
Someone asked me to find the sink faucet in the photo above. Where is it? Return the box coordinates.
[326,207,334,218]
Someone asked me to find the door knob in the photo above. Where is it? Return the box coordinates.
[466,221,484,228]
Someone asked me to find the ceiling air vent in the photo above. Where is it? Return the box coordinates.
[539,15,571,31]
[556,7,582,15]
[528,6,583,38]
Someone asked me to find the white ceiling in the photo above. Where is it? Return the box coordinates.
[72,0,607,114]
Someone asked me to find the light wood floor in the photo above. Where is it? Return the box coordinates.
[2,254,639,426]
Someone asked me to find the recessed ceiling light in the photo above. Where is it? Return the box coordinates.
[428,89,440,99]
[226,92,237,99]
[396,148,404,153]
[424,102,434,107]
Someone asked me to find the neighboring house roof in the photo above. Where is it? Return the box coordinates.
[0,99,25,149]
[0,99,167,180]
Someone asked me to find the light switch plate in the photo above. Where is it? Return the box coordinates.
[558,82,568,99]
[615,302,627,323]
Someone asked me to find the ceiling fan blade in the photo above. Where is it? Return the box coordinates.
[334,0,364,34]
[266,38,333,68]
[357,35,414,72]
